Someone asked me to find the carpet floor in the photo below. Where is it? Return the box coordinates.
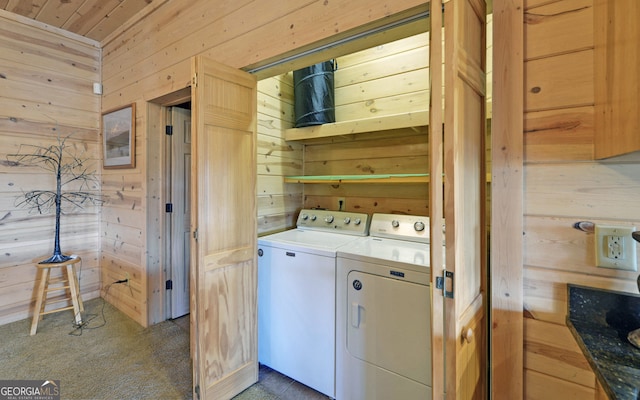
[0,298,329,400]
[0,298,192,399]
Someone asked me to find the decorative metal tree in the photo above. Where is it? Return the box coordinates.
[7,134,104,264]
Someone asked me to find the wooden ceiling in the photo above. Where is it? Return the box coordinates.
[1,0,154,42]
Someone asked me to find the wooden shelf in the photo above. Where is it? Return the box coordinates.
[285,173,492,184]
[284,174,429,184]
[284,111,429,142]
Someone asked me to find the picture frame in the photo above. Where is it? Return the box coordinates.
[102,103,136,168]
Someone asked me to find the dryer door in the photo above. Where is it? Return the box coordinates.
[347,270,431,385]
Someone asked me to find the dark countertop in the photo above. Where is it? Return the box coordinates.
[567,284,640,400]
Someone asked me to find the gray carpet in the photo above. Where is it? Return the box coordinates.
[0,298,192,400]
[0,299,329,400]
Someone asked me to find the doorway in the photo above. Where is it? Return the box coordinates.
[167,104,192,319]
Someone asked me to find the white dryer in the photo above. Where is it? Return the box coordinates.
[336,213,432,400]
[258,209,370,398]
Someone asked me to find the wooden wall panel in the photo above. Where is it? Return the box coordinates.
[99,110,147,325]
[525,369,595,400]
[335,32,428,71]
[525,162,640,220]
[524,318,595,388]
[522,1,640,398]
[100,0,427,110]
[524,50,593,112]
[256,74,301,235]
[0,13,101,326]
[524,266,637,325]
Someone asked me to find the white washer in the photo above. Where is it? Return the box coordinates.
[257,209,370,398]
[336,213,432,400]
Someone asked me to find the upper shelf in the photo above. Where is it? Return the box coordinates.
[284,111,429,142]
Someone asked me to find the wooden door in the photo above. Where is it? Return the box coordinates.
[170,106,191,318]
[430,0,487,398]
[190,56,258,400]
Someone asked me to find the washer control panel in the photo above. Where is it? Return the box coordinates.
[297,209,370,236]
[368,213,430,243]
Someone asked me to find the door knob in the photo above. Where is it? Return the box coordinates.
[462,327,474,344]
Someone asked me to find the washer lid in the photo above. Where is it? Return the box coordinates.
[259,229,364,256]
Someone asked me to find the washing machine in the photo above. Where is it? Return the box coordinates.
[258,209,370,398]
[336,213,432,400]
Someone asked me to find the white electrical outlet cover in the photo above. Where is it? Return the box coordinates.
[594,224,637,271]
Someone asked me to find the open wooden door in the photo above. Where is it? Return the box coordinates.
[190,56,258,400]
[430,0,487,398]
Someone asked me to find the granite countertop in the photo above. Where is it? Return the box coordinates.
[567,284,640,400]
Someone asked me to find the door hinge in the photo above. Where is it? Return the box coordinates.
[193,228,198,241]
[166,279,173,290]
[166,203,173,213]
[435,270,454,299]
[165,125,173,135]
[194,384,200,400]
[192,73,197,87]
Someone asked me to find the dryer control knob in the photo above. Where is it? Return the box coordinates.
[354,218,362,225]
[392,220,400,228]
[324,215,334,223]
[311,215,317,221]
[301,213,309,220]
[414,221,426,232]
[344,217,351,224]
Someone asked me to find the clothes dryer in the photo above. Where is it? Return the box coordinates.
[336,213,432,400]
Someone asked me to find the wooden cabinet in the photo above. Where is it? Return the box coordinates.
[594,0,640,159]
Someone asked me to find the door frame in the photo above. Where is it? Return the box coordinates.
[146,90,193,324]
[489,0,525,397]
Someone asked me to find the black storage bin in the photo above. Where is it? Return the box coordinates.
[293,60,336,128]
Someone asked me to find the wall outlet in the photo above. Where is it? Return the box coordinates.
[337,197,346,211]
[595,224,637,271]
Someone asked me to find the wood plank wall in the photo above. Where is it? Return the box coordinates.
[257,74,302,234]
[0,11,101,325]
[100,112,146,325]
[523,0,640,398]
[100,0,427,325]
[301,33,430,216]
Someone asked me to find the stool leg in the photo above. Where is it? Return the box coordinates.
[66,264,83,326]
[30,267,50,336]
[71,264,84,313]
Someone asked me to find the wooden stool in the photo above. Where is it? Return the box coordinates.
[30,256,84,335]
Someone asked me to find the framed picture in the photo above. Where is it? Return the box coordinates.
[102,103,136,168]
